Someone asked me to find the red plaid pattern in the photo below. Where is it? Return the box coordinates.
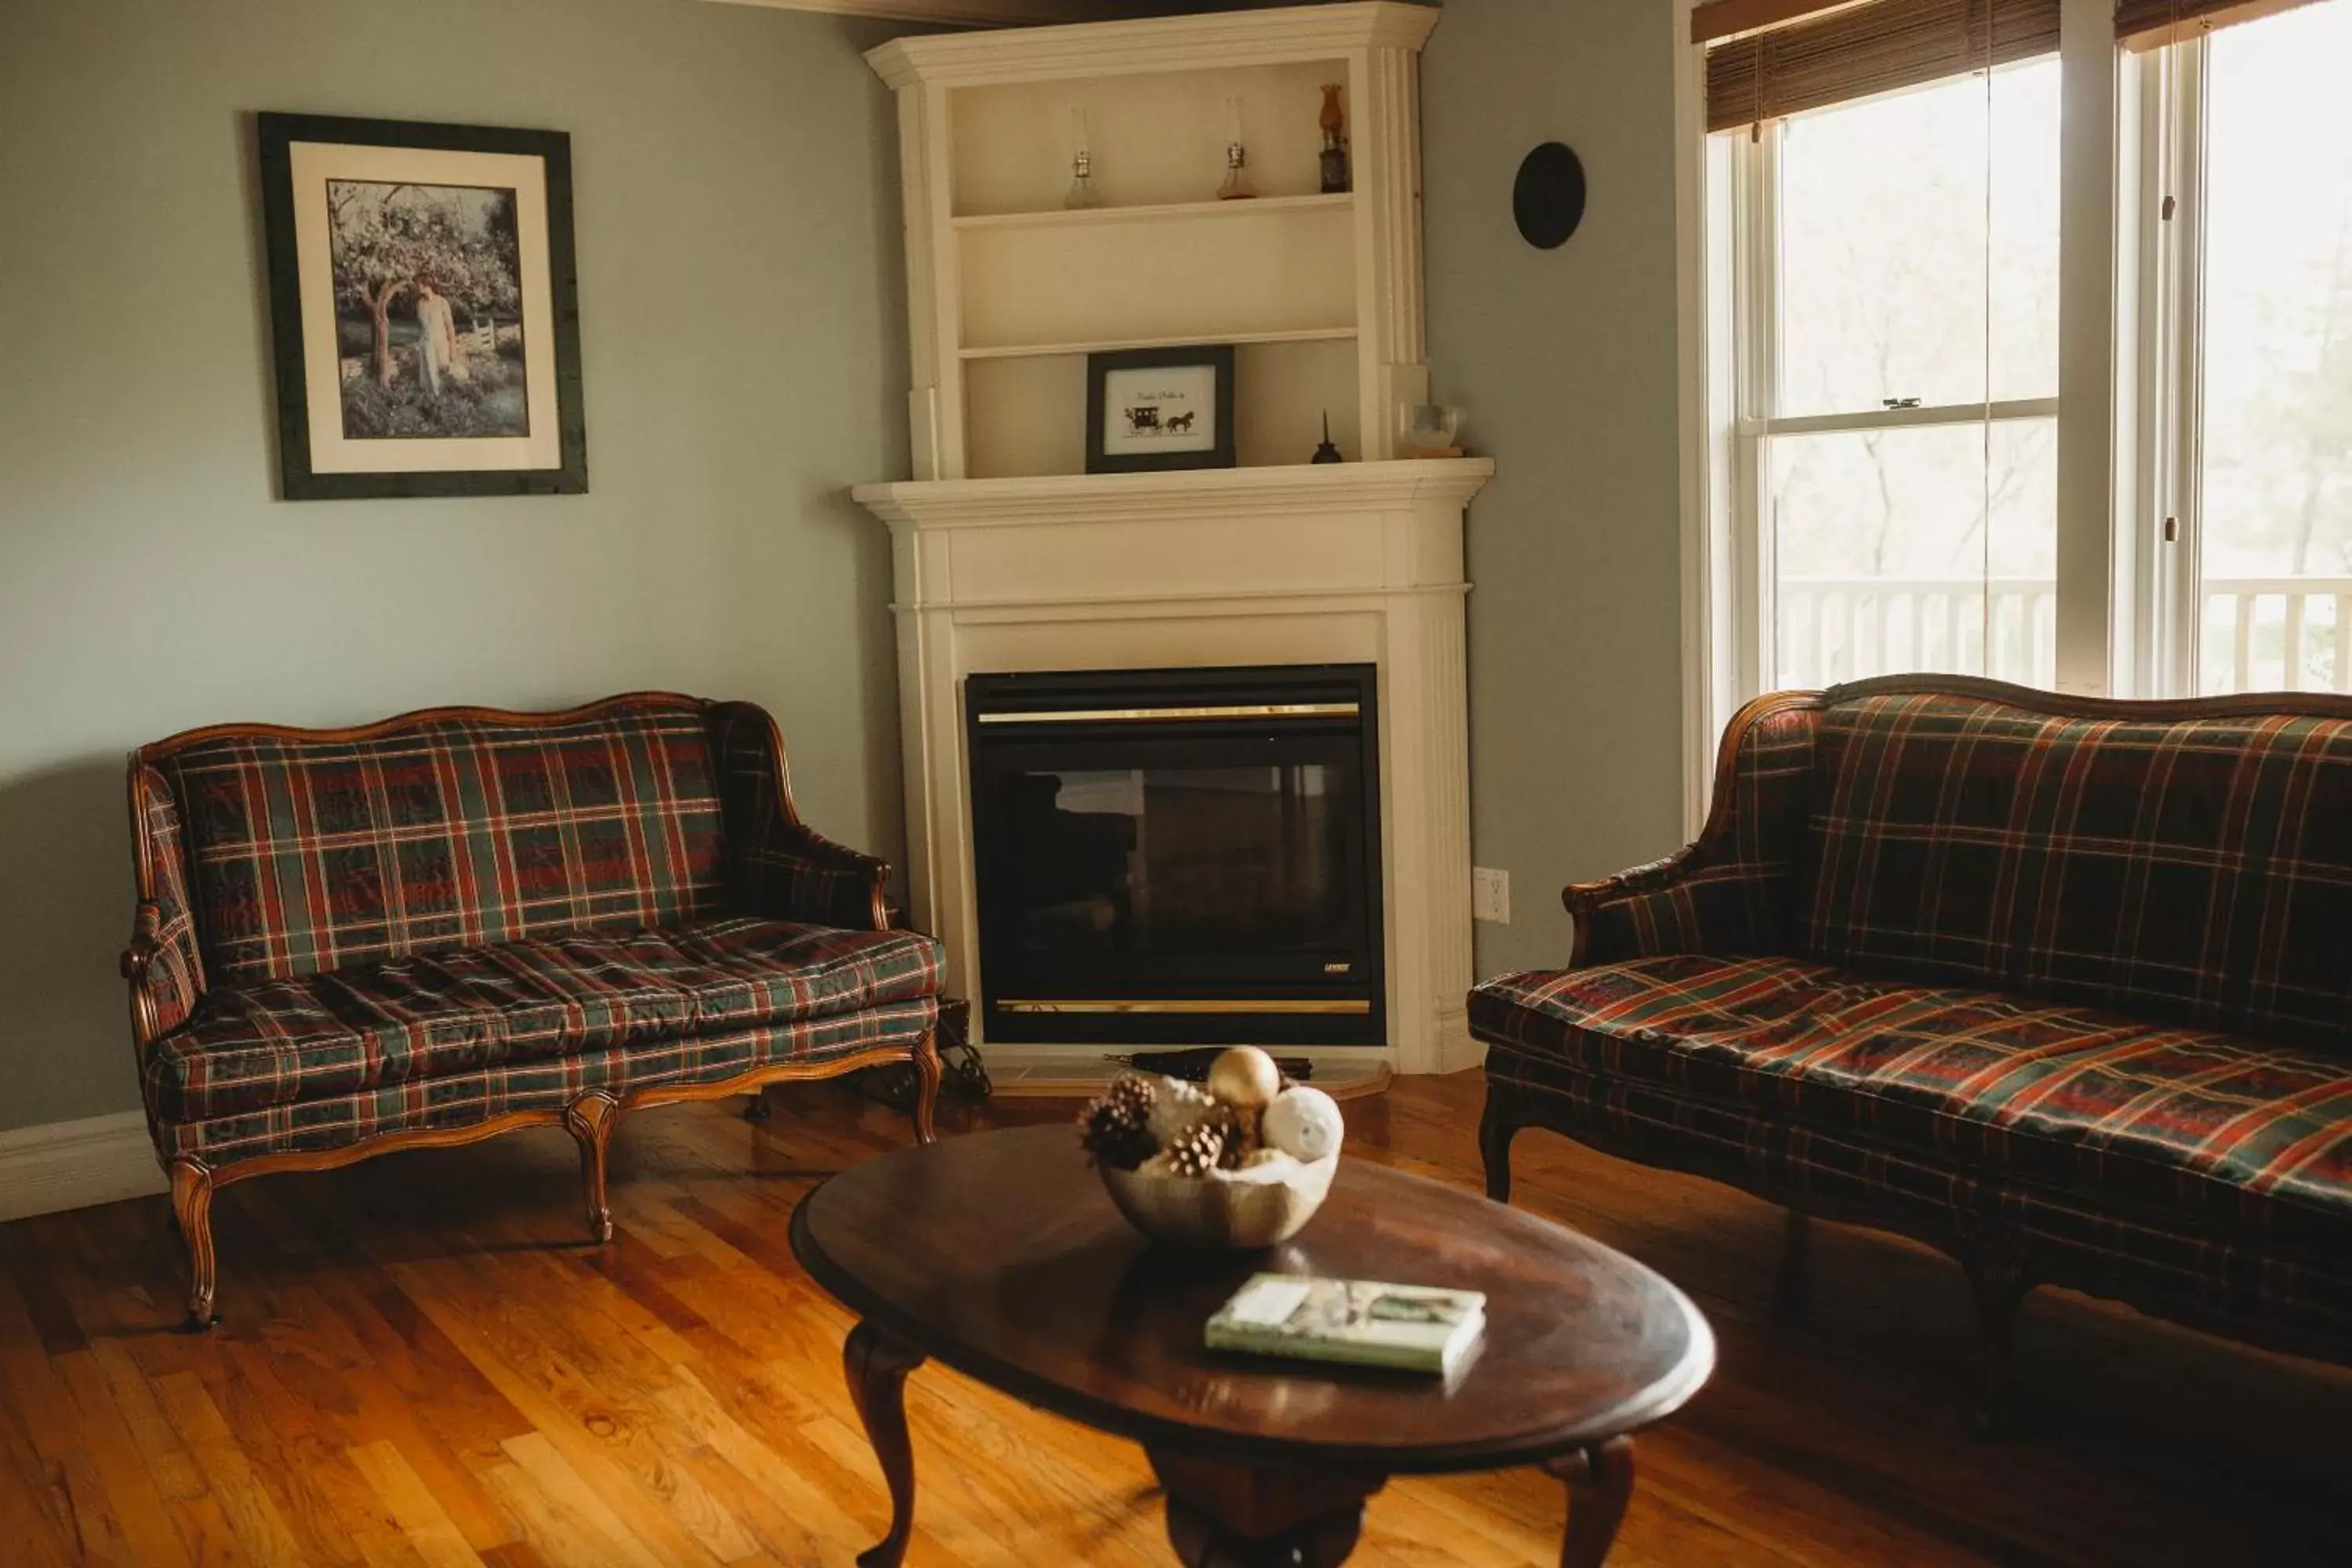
[1478,677,2352,1366]
[147,917,943,1123]
[1798,692,2352,1048]
[158,996,938,1166]
[129,765,205,1038]
[1482,1053,2352,1346]
[710,702,891,931]
[156,699,730,984]
[1475,956,2352,1258]
[1570,698,1819,964]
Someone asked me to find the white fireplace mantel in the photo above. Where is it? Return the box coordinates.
[852,458,1492,1076]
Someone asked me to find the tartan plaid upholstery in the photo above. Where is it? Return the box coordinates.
[710,702,889,931]
[158,698,730,985]
[146,917,943,1123]
[1572,699,1820,964]
[158,996,938,1165]
[130,766,205,1038]
[1798,692,2352,1051]
[1480,1051,2352,1345]
[1473,956,2352,1258]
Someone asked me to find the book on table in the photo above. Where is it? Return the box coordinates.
[1206,1272,1486,1376]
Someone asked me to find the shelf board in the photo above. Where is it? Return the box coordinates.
[960,326,1357,362]
[952,192,1353,233]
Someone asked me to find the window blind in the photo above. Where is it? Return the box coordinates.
[2114,0,2331,49]
[1706,0,2062,133]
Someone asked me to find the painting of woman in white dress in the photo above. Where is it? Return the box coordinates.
[325,180,528,439]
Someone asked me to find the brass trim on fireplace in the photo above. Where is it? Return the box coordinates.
[994,998,1374,1016]
[975,702,1360,726]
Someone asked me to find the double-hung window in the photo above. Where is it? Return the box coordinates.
[1694,0,2352,739]
[1707,1,2063,695]
[2129,0,2352,695]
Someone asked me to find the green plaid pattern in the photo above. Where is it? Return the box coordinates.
[1481,1051,2352,1346]
[1798,692,2352,1048]
[146,916,943,1123]
[130,765,205,1037]
[1475,956,2352,1257]
[158,996,938,1166]
[1573,700,1819,964]
[155,698,730,985]
[710,702,891,930]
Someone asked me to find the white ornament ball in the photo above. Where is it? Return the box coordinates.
[1206,1047,1282,1112]
[1261,1086,1345,1163]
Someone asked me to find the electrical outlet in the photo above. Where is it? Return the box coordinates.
[1472,866,1511,924]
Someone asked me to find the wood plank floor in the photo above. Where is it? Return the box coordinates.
[2,1069,2345,1566]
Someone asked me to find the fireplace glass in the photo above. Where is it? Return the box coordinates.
[967,665,1382,1046]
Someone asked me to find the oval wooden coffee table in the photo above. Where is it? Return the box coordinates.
[790,1125,1713,1567]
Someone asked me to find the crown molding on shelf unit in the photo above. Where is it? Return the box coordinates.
[866,2,1441,86]
[699,0,1161,30]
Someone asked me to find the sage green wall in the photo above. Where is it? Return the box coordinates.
[0,0,913,1133]
[1422,0,1690,978]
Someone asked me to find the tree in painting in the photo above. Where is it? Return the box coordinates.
[327,180,527,439]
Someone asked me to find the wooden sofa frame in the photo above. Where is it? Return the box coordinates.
[121,695,939,1330]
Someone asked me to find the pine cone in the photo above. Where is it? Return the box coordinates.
[1077,1074,1160,1171]
[1162,1119,1226,1178]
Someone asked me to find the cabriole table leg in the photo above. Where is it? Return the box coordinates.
[844,1319,926,1568]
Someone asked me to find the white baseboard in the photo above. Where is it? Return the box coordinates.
[0,1111,165,1223]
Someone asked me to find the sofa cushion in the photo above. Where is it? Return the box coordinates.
[154,998,940,1167]
[1471,955,2352,1255]
[1794,691,2352,1051]
[147,917,944,1122]
[159,698,730,984]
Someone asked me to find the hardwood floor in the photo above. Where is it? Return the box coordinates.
[2,1069,2344,1566]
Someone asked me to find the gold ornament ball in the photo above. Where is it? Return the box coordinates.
[1207,1046,1282,1111]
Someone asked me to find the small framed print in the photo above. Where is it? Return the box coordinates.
[257,112,587,500]
[1086,345,1236,474]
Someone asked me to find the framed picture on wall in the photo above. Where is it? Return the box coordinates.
[1085,345,1236,474]
[256,112,587,500]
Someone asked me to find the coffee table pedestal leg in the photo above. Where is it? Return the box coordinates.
[1542,1437,1635,1567]
[1149,1450,1385,1568]
[844,1320,927,1568]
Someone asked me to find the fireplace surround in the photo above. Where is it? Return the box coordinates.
[967,663,1384,1047]
[854,459,1493,1075]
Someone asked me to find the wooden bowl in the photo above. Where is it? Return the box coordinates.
[1097,1156,1339,1250]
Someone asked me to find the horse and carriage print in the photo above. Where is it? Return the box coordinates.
[1085,344,1236,474]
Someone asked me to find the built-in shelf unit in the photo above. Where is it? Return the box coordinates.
[866,2,1439,480]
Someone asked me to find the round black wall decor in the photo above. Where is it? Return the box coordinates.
[1513,141,1587,250]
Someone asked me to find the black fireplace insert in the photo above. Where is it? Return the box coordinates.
[966,664,1383,1047]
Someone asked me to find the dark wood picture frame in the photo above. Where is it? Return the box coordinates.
[257,111,587,500]
[1085,344,1236,474]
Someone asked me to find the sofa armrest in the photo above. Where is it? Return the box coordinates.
[124,761,206,1048]
[735,822,894,932]
[1563,692,1823,968]
[709,700,894,932]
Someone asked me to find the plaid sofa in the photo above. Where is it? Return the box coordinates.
[1472,676,2352,1427]
[122,692,943,1327]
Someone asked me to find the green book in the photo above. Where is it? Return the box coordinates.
[1205,1273,1487,1376]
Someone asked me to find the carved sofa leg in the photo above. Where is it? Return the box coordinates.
[1773,1210,1812,1326]
[1479,1084,1520,1203]
[169,1160,219,1331]
[1963,1237,2031,1440]
[742,1092,771,1123]
[563,1092,622,1243]
[909,1029,941,1146]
